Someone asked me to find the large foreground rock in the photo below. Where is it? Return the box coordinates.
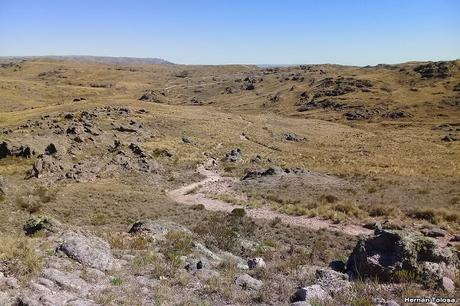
[57,231,118,271]
[18,267,100,306]
[347,229,459,285]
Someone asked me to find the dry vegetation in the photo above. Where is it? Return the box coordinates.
[0,58,459,304]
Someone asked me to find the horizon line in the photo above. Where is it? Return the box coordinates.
[1,54,459,67]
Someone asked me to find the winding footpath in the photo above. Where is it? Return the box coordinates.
[167,165,372,236]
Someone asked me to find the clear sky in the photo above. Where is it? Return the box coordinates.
[0,0,459,65]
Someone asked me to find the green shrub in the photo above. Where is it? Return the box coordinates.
[110,276,123,286]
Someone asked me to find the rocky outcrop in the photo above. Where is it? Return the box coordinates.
[344,107,380,120]
[139,89,166,103]
[382,110,412,119]
[242,167,284,180]
[28,154,63,179]
[313,77,373,99]
[0,141,36,159]
[56,231,119,271]
[297,99,347,112]
[414,62,451,79]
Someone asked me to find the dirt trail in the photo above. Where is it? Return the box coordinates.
[167,165,372,236]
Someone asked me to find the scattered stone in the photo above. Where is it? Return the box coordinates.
[244,83,255,90]
[441,134,457,142]
[383,110,412,119]
[139,90,166,103]
[269,94,280,102]
[433,123,460,132]
[225,148,242,163]
[182,136,192,144]
[284,132,304,142]
[116,126,138,133]
[284,167,305,174]
[45,143,58,155]
[290,285,329,303]
[247,257,266,270]
[439,276,455,292]
[250,155,262,163]
[63,113,74,119]
[129,143,149,158]
[235,274,263,290]
[66,125,84,135]
[297,99,346,112]
[344,108,378,120]
[190,97,202,105]
[185,259,207,273]
[242,167,283,180]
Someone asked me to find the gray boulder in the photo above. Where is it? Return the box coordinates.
[235,274,263,290]
[347,229,459,282]
[57,231,118,271]
[18,267,99,306]
[290,285,329,303]
[439,277,455,292]
[315,268,350,294]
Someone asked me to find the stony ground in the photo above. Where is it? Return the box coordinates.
[0,58,459,305]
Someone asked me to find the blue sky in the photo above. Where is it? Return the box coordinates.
[0,0,459,65]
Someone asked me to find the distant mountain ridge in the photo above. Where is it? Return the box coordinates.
[0,55,174,65]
